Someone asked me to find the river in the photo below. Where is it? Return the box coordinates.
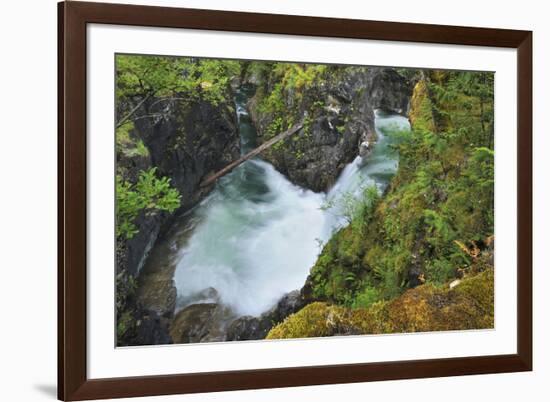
[149,88,410,319]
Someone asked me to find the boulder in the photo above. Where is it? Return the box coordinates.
[132,310,173,345]
[170,303,219,343]
[169,302,235,343]
[268,269,495,339]
[116,305,173,347]
[226,290,307,341]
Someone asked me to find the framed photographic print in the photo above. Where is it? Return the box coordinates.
[58,1,532,400]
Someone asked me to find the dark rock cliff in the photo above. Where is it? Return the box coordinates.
[367,68,413,116]
[121,97,239,277]
[247,67,412,192]
[116,93,240,346]
[136,98,240,209]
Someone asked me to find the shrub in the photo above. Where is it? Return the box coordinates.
[116,168,181,239]
[305,69,495,308]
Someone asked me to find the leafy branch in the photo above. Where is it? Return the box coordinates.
[116,168,181,239]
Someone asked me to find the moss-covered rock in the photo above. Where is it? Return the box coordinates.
[408,79,436,132]
[268,268,493,339]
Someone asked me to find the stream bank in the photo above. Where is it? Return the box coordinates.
[138,99,411,343]
[123,67,413,345]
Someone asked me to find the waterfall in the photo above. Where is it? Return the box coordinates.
[172,104,410,317]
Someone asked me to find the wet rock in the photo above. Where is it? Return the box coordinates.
[136,268,177,319]
[270,290,308,322]
[359,141,371,157]
[135,97,240,208]
[181,287,220,305]
[169,303,236,343]
[116,304,173,347]
[226,290,307,341]
[132,310,173,345]
[225,319,265,342]
[367,68,413,116]
[170,303,219,343]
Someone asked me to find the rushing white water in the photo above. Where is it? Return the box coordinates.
[173,105,410,317]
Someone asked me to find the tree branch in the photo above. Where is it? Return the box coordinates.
[116,93,152,129]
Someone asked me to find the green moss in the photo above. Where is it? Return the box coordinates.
[267,269,494,339]
[352,286,380,309]
[253,63,331,157]
[116,121,133,146]
[135,139,149,157]
[116,121,150,158]
[117,310,134,339]
[409,80,436,131]
[266,302,342,339]
[306,71,494,306]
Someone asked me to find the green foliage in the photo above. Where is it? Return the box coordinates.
[116,168,181,239]
[116,120,133,144]
[353,186,380,231]
[116,54,240,103]
[115,54,242,129]
[352,286,380,309]
[307,69,495,308]
[255,63,330,140]
[311,186,381,304]
[135,139,149,157]
[117,310,134,340]
[278,64,327,91]
[116,121,149,158]
[258,83,285,116]
[244,61,273,82]
[332,185,381,233]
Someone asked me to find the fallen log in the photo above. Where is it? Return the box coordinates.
[200,121,303,188]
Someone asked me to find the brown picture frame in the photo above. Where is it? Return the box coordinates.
[58,1,532,400]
